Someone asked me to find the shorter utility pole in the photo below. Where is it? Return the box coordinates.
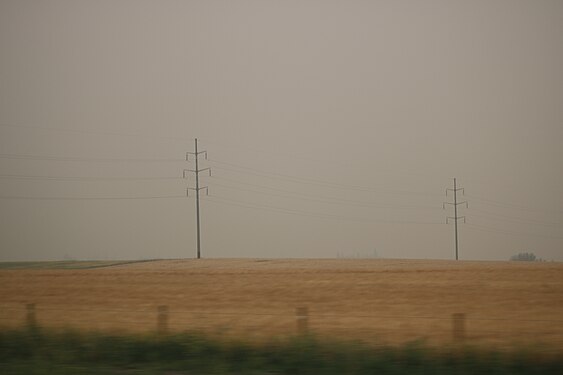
[184,138,211,259]
[443,178,467,260]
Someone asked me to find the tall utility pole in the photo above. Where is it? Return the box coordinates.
[184,138,211,259]
[443,178,467,260]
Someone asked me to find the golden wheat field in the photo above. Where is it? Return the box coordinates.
[1,259,562,349]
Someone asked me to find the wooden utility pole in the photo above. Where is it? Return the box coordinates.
[184,138,210,259]
[444,178,467,260]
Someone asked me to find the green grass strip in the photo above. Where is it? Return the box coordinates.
[1,328,562,374]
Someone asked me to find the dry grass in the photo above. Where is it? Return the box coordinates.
[1,258,562,349]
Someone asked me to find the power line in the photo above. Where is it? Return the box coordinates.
[466,193,563,215]
[211,175,559,228]
[211,179,441,211]
[0,153,184,163]
[201,138,331,164]
[201,138,439,179]
[208,159,442,197]
[465,223,563,241]
[204,194,444,225]
[0,122,192,143]
[0,174,183,181]
[0,195,185,201]
[469,208,561,228]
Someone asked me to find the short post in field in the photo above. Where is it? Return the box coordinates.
[26,303,37,329]
[157,305,169,335]
[452,313,466,342]
[296,307,309,335]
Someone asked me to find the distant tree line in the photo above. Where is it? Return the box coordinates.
[510,252,544,262]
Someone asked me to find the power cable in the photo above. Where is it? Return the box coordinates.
[0,153,184,163]
[208,159,442,197]
[0,122,192,143]
[466,193,563,216]
[0,195,186,201]
[203,195,444,225]
[211,179,441,211]
[469,208,561,228]
[201,138,439,179]
[0,174,183,181]
[465,223,563,240]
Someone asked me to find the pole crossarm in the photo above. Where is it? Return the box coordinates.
[186,186,209,197]
[186,151,208,161]
[446,216,466,224]
[443,201,468,209]
[198,167,212,175]
[446,187,464,196]
[183,168,211,178]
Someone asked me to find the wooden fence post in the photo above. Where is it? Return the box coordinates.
[296,307,308,335]
[26,303,37,329]
[452,313,466,342]
[157,305,168,335]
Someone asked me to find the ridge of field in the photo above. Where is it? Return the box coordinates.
[0,259,158,270]
[1,258,562,350]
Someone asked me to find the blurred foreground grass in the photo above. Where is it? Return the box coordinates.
[1,328,562,374]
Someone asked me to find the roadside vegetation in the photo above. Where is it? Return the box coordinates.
[1,328,561,375]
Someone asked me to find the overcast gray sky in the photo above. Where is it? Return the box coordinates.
[1,0,562,261]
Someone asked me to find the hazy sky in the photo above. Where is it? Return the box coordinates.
[1,0,562,261]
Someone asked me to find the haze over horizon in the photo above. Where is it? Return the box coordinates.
[1,0,562,262]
